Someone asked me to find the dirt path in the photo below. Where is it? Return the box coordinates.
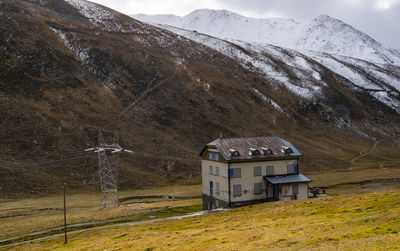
[0,209,226,250]
[351,134,400,164]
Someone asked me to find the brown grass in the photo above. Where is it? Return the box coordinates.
[10,184,400,250]
[0,185,201,240]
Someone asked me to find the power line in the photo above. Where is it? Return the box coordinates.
[1,153,96,169]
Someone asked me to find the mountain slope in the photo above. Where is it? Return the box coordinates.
[0,0,400,194]
[156,24,400,114]
[133,9,400,65]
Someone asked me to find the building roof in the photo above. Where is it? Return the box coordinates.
[264,174,311,184]
[199,136,302,161]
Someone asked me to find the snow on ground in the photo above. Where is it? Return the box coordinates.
[162,25,321,99]
[65,0,135,32]
[168,25,400,112]
[50,26,117,92]
[65,0,116,26]
[334,56,400,92]
[309,52,382,90]
[251,87,284,113]
[50,28,89,62]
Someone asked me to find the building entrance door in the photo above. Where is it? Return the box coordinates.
[273,184,280,201]
[266,183,280,201]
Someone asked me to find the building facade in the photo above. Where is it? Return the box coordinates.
[199,136,311,210]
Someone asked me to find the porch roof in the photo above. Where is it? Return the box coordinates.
[264,174,311,184]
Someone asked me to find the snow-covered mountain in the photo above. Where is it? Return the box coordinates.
[133,9,400,65]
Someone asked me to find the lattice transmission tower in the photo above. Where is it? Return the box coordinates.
[85,130,132,208]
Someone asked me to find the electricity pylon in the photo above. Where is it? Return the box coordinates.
[85,130,132,209]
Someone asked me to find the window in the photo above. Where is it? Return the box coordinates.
[285,148,293,154]
[233,184,242,197]
[216,182,220,194]
[209,165,213,175]
[215,166,219,176]
[254,166,262,176]
[229,149,240,157]
[287,164,298,174]
[209,152,219,161]
[254,183,262,194]
[230,168,241,178]
[210,181,213,196]
[262,147,273,155]
[287,164,295,174]
[292,184,299,194]
[266,166,274,176]
[249,148,260,156]
[282,147,293,154]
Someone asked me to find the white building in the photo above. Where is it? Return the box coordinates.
[198,136,311,210]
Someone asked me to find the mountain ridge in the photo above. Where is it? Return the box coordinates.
[132,9,400,65]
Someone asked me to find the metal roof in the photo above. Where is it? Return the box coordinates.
[199,136,302,161]
[264,174,311,184]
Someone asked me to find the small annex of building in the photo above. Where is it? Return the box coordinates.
[198,136,311,210]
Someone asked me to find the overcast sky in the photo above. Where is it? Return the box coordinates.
[90,0,400,49]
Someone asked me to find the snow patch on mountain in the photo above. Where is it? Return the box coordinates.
[152,24,400,112]
[65,0,115,25]
[163,25,322,99]
[50,27,89,62]
[65,0,134,32]
[251,87,284,113]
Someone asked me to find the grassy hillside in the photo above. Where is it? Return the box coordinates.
[1,0,400,194]
[8,184,400,250]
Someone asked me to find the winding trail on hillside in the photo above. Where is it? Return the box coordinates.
[351,134,400,164]
[0,208,225,250]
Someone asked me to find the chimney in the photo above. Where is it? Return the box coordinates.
[219,133,222,142]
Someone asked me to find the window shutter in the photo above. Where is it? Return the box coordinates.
[233,184,242,197]
[266,166,274,176]
[229,168,242,178]
[287,164,293,174]
[234,168,241,178]
[229,169,233,178]
[215,166,219,176]
[254,166,262,176]
[254,183,262,194]
[216,182,220,194]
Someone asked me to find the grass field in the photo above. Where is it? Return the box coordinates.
[0,185,201,240]
[8,183,400,250]
[2,165,400,242]
[1,137,400,249]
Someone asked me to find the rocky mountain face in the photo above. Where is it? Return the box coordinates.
[1,0,400,195]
